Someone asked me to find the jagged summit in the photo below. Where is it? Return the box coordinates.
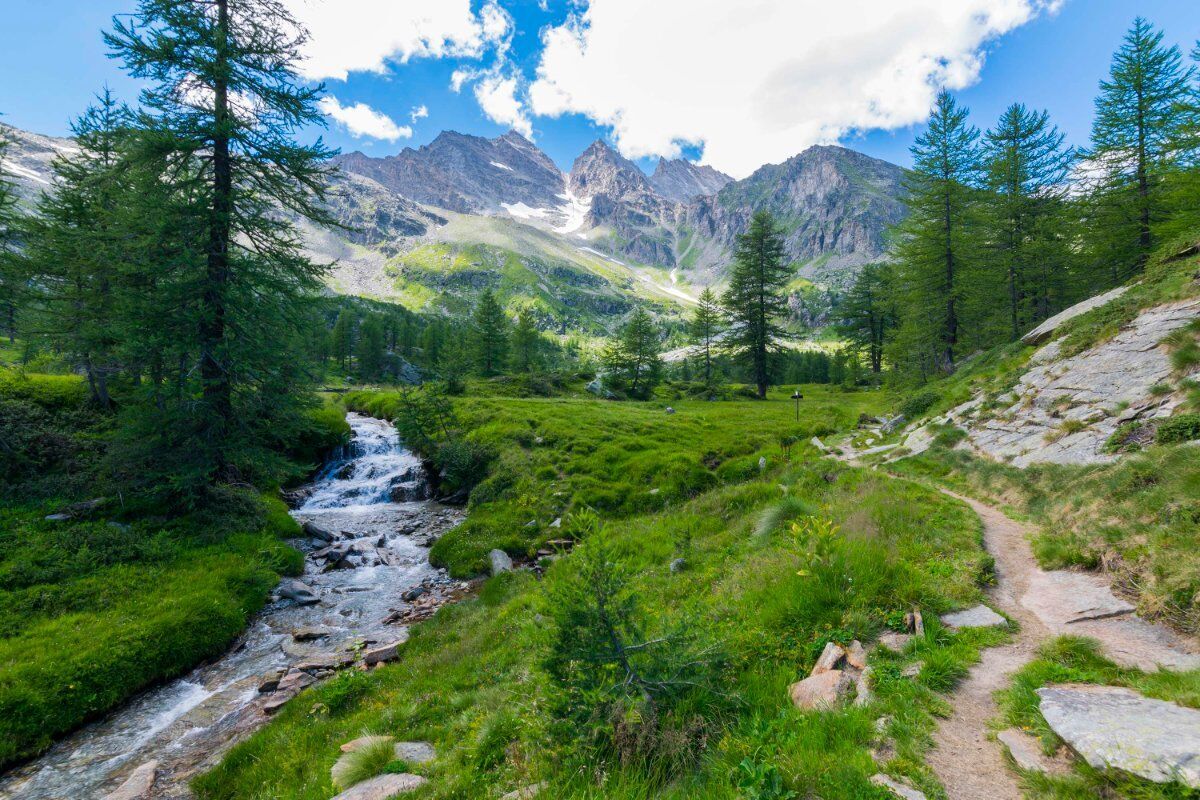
[649,157,733,203]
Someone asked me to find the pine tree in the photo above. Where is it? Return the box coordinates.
[355,314,386,379]
[106,0,336,493]
[24,91,133,409]
[602,308,662,400]
[0,124,21,343]
[891,90,983,375]
[1159,41,1200,249]
[982,104,1076,336]
[471,289,509,376]
[1087,17,1196,280]
[722,210,790,398]
[509,308,542,373]
[689,287,723,386]
[330,310,353,372]
[438,332,470,395]
[835,262,896,374]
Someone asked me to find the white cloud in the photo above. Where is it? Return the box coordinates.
[410,104,429,122]
[474,72,534,138]
[529,0,1064,177]
[284,0,511,81]
[319,96,412,141]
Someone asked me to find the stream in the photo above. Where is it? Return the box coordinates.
[0,413,465,799]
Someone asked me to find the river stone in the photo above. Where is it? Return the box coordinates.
[291,626,331,642]
[812,642,846,675]
[302,520,336,542]
[489,549,513,575]
[330,773,427,800]
[393,741,436,764]
[278,579,320,606]
[788,669,853,710]
[262,691,295,714]
[940,604,1007,630]
[363,641,404,665]
[1037,684,1200,787]
[869,773,926,799]
[500,783,546,800]
[997,727,1058,774]
[104,760,157,800]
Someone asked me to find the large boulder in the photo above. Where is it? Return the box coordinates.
[489,549,514,576]
[788,669,853,710]
[277,579,320,606]
[1037,684,1200,787]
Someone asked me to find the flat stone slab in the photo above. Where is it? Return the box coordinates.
[330,773,427,800]
[997,727,1070,775]
[1022,286,1129,345]
[1038,685,1200,787]
[1021,571,1134,625]
[940,604,1007,630]
[870,773,927,799]
[393,741,435,765]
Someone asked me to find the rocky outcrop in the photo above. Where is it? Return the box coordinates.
[1038,685,1200,787]
[648,157,732,202]
[1021,286,1129,345]
[903,295,1200,467]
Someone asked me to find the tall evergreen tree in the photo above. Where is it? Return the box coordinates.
[509,308,542,374]
[982,103,1076,337]
[0,124,21,343]
[1159,41,1200,249]
[602,308,662,400]
[329,310,353,372]
[722,211,790,398]
[891,90,983,375]
[106,0,336,494]
[835,262,896,374]
[471,289,509,376]
[355,314,386,379]
[24,91,132,408]
[1087,17,1196,281]
[689,287,723,386]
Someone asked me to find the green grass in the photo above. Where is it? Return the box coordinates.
[998,636,1200,799]
[345,385,893,577]
[195,387,1007,800]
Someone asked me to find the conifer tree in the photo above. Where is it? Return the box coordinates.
[835,262,896,374]
[509,308,542,374]
[689,287,723,386]
[1087,17,1196,280]
[0,124,21,343]
[106,0,336,494]
[891,90,983,375]
[24,91,132,409]
[982,104,1076,336]
[471,289,509,376]
[355,314,386,379]
[330,310,353,373]
[722,210,790,398]
[602,308,662,400]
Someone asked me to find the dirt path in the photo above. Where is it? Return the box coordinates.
[925,490,1200,800]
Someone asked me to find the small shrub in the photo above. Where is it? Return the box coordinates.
[1149,383,1174,397]
[1156,413,1200,445]
[1103,421,1151,454]
[898,390,940,419]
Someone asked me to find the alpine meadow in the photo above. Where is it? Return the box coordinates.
[2,2,1200,800]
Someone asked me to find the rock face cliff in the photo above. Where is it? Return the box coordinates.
[0,123,73,206]
[334,130,565,216]
[903,293,1200,467]
[678,145,907,286]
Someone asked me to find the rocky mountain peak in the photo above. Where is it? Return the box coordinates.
[567,139,651,201]
[649,157,733,203]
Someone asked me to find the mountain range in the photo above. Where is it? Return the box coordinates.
[2,122,909,332]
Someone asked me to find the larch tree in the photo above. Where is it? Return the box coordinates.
[471,289,509,376]
[835,262,896,374]
[891,90,983,376]
[1087,17,1195,282]
[722,210,790,398]
[509,308,542,374]
[982,103,1076,337]
[106,0,337,496]
[689,287,723,386]
[24,91,132,409]
[602,308,662,400]
[0,124,21,343]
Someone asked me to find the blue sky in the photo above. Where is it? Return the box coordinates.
[2,1,1197,177]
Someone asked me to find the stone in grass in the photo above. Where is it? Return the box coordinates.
[1037,685,1200,787]
[940,604,1007,631]
[812,642,846,675]
[489,549,513,576]
[846,640,869,670]
[853,666,875,708]
[329,774,427,800]
[997,728,1063,775]
[500,783,546,800]
[392,741,436,765]
[363,641,404,666]
[870,773,927,800]
[788,670,854,710]
[877,632,912,653]
[103,760,157,800]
